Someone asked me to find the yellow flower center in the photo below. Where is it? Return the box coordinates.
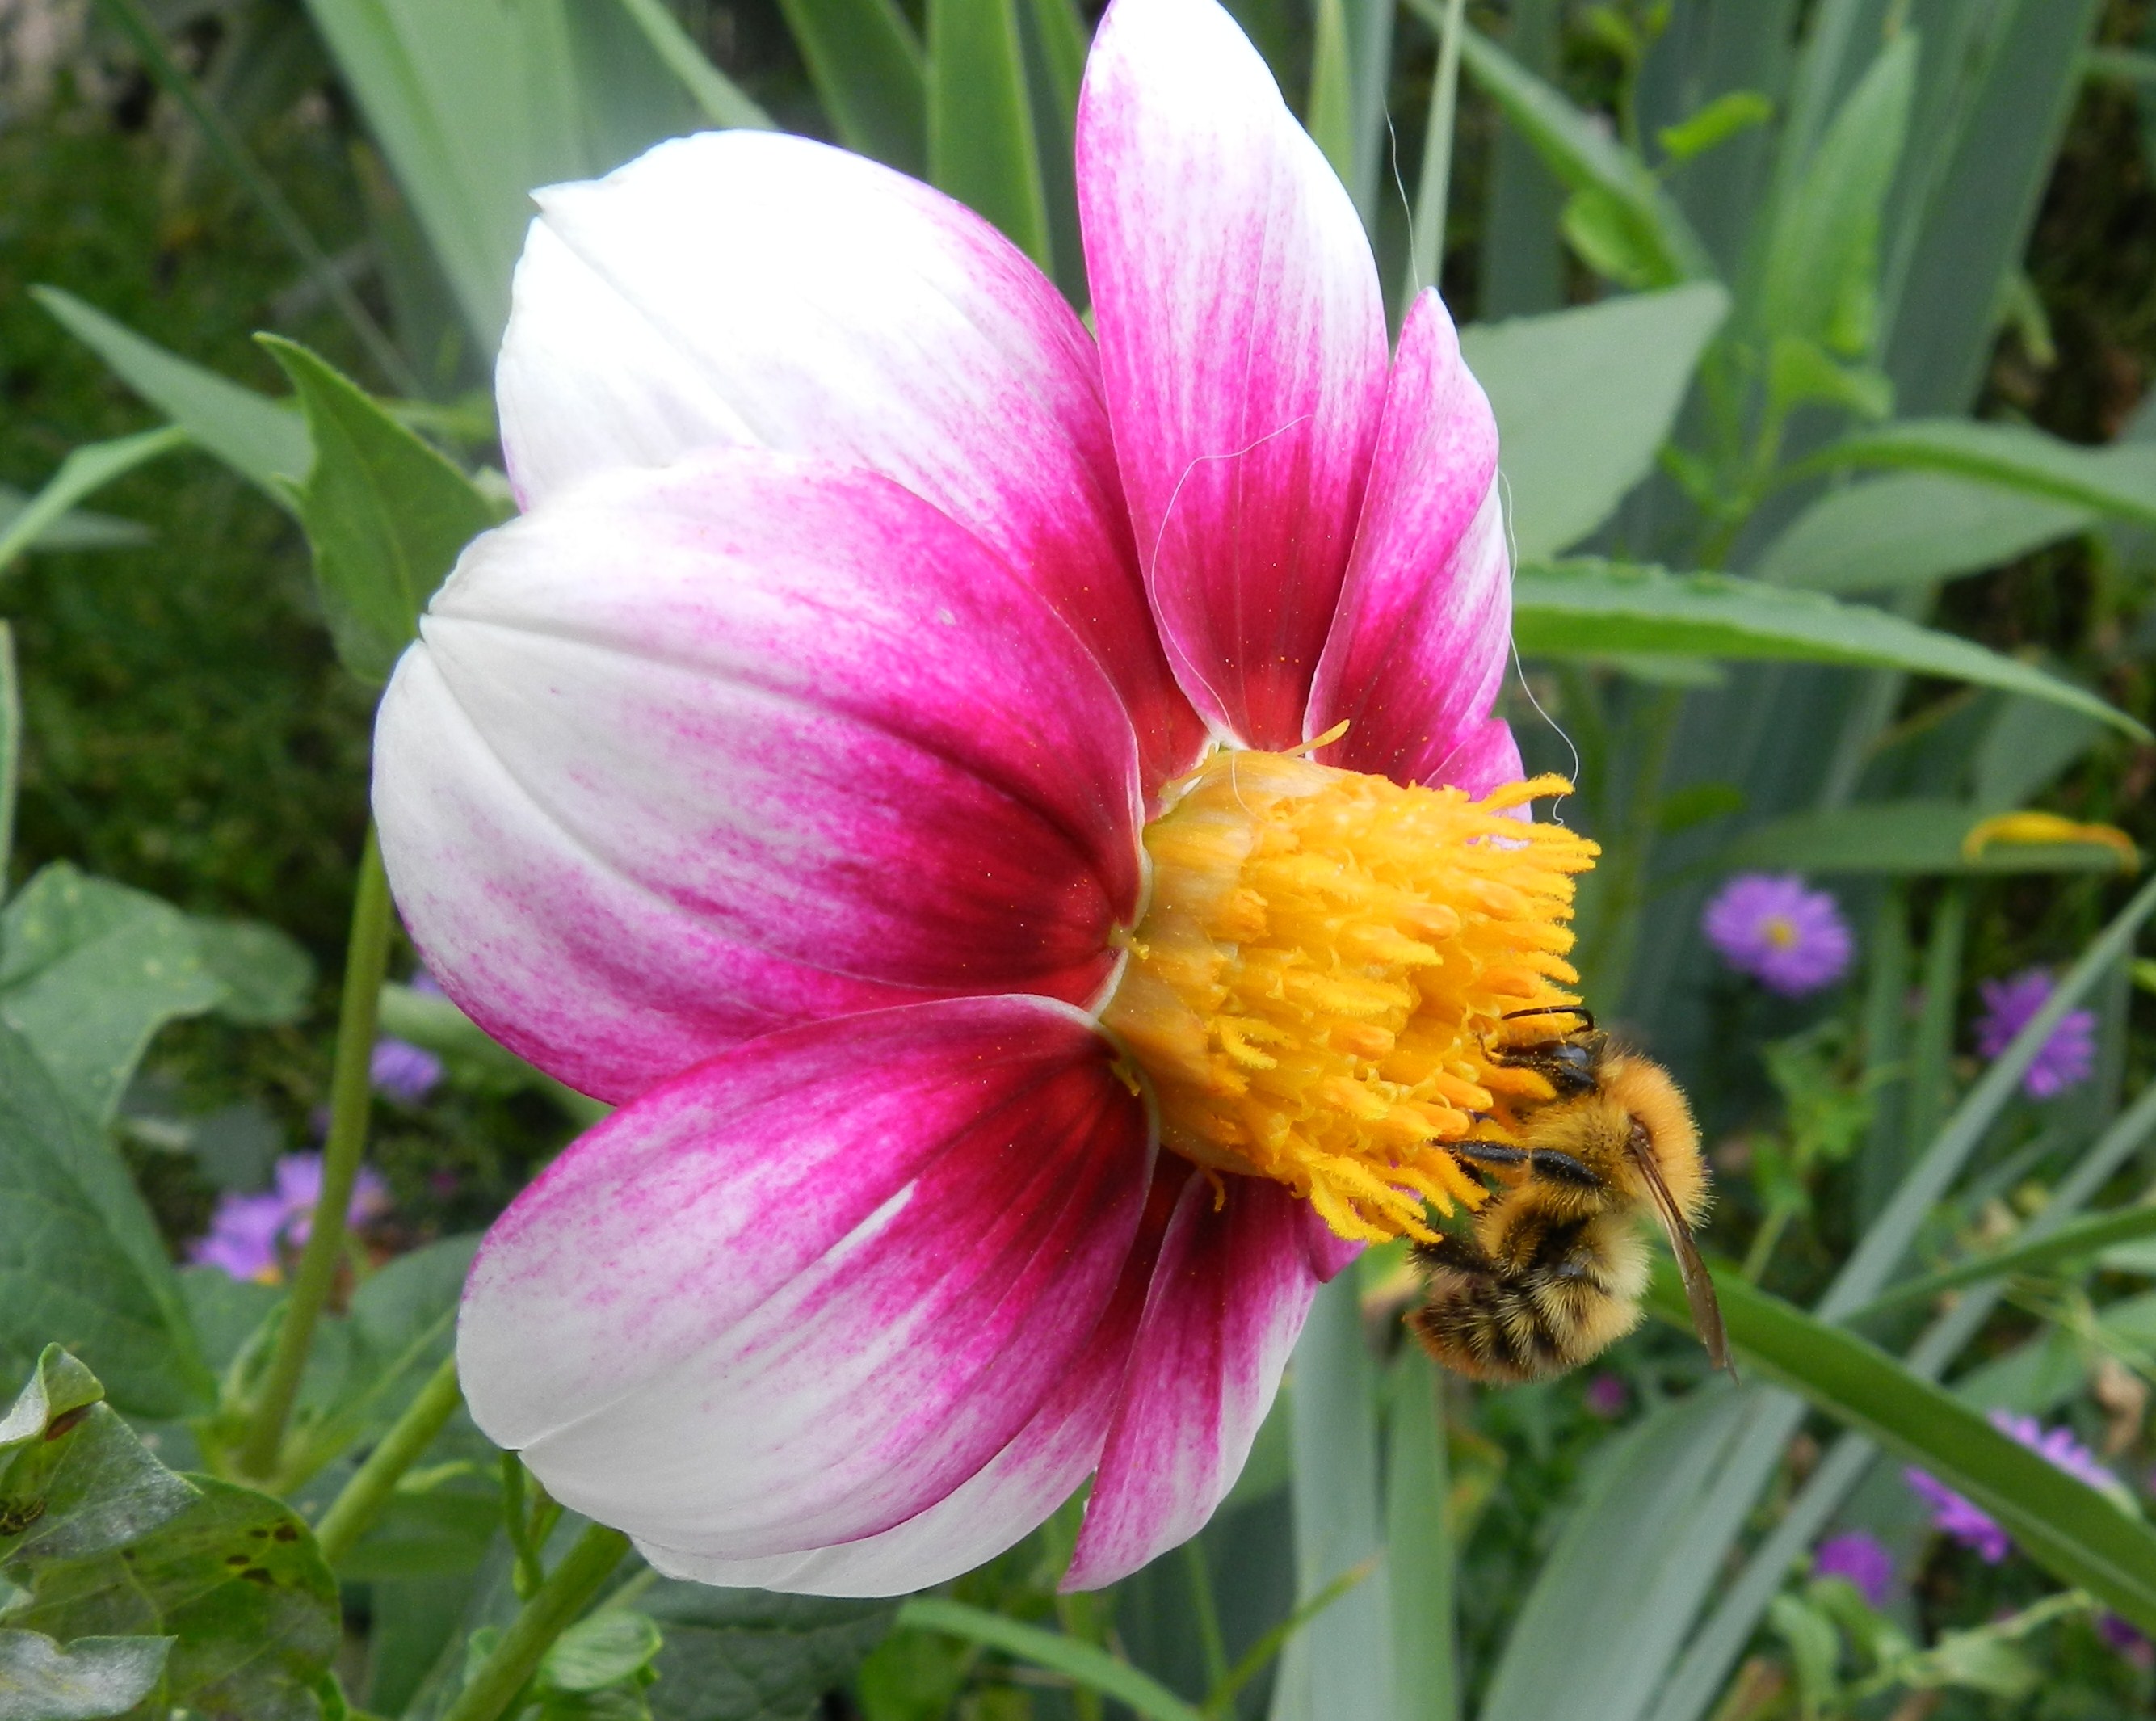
[1762,915,1798,949]
[1099,747,1599,1244]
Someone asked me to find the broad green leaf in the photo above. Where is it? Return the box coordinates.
[0,1629,170,1719]
[897,1599,1200,1721]
[642,1582,896,1721]
[32,291,307,498]
[1713,801,2129,877]
[191,919,316,1028]
[1641,1261,2156,1635]
[1755,35,1914,356]
[1477,1388,1752,1721]
[1385,1352,1456,1721]
[0,625,15,896]
[1972,696,2104,810]
[298,0,644,346]
[927,0,1051,268]
[0,430,179,575]
[1751,473,2092,592]
[607,0,775,128]
[1511,561,2145,738]
[260,337,498,685]
[0,1353,195,1567]
[1439,15,1713,287]
[1461,284,1729,560]
[0,863,227,1122]
[5,1476,340,1721]
[0,1027,212,1420]
[1272,1273,1390,1721]
[1799,419,2156,527]
[775,0,927,174]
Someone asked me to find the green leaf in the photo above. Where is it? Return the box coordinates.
[1460,284,1729,561]
[0,429,183,577]
[260,336,498,685]
[0,1629,170,1719]
[775,0,927,174]
[542,1611,662,1694]
[191,919,316,1028]
[0,1354,195,1567]
[1511,561,2145,738]
[1385,1352,1456,1721]
[1440,15,1713,288]
[1751,473,2093,592]
[1798,419,2156,528]
[606,0,774,128]
[1713,801,2129,877]
[896,1598,1202,1721]
[1306,0,1356,196]
[1755,34,1915,356]
[5,1476,340,1721]
[1273,1271,1391,1721]
[1476,1388,1752,1721]
[642,1583,895,1721]
[1656,90,1772,164]
[0,488,148,555]
[0,1028,212,1420]
[1641,1261,2156,1635]
[1557,187,1671,292]
[0,625,16,898]
[0,863,228,1123]
[32,291,307,499]
[1851,1205,2156,1319]
[1764,335,1893,422]
[927,0,1051,269]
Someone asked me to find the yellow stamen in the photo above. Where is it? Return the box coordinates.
[1100,749,1598,1243]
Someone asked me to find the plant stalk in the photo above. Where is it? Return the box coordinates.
[313,1353,463,1565]
[238,824,396,1479]
[1403,0,1469,301]
[440,1523,633,1721]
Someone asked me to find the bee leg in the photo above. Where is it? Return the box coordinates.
[1446,1138,1529,1168]
[1521,1148,1602,1189]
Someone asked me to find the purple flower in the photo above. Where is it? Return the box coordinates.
[189,1152,393,1283]
[371,1037,444,1105]
[1974,969,2096,1100]
[1906,1411,2116,1563]
[1702,874,1853,996]
[1813,1530,1894,1606]
[1582,1374,1629,1420]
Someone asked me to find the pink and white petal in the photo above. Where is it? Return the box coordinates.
[1427,717,1528,797]
[374,449,1142,1103]
[1078,0,1389,751]
[1061,1174,1337,1589]
[632,1161,1182,1596]
[501,132,1204,792]
[1309,291,1509,784]
[460,997,1154,1563]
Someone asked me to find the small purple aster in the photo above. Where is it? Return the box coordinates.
[1812,1530,1893,1606]
[1702,874,1853,995]
[1906,1411,2116,1563]
[1974,969,2096,1100]
[190,1152,393,1283]
[371,1037,444,1105]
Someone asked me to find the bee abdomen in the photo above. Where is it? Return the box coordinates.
[1410,1219,1648,1384]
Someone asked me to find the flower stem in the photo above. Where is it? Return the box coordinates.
[238,823,396,1479]
[313,1353,463,1565]
[440,1522,633,1721]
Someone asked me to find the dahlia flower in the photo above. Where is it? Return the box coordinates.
[372,0,1595,1594]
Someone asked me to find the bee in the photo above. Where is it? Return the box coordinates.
[1410,1005,1729,1384]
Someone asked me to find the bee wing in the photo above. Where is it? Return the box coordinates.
[1631,1151,1733,1377]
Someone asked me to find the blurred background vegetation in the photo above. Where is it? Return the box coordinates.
[11,1,2156,1717]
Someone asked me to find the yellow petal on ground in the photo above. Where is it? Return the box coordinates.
[1962,811,2140,871]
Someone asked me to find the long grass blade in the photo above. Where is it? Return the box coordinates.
[607,0,774,128]
[0,427,188,576]
[898,1598,1205,1721]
